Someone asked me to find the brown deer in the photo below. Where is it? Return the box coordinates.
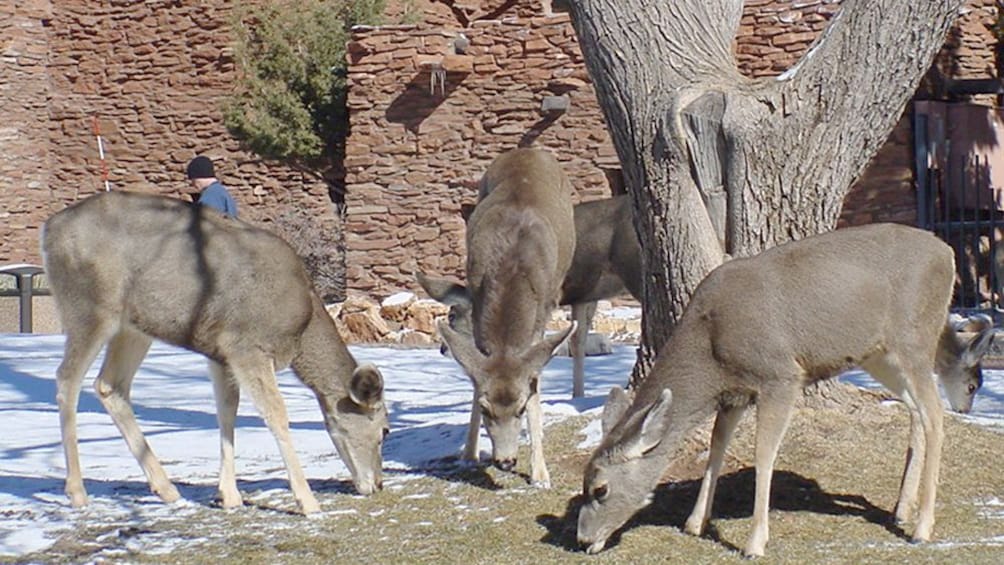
[432,147,578,487]
[419,194,642,398]
[576,223,994,557]
[42,191,388,515]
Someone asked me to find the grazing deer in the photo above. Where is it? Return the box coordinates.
[576,223,994,557]
[419,194,642,398]
[432,147,578,487]
[42,191,389,515]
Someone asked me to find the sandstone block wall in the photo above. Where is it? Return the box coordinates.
[348,0,1001,297]
[344,11,618,295]
[1,0,341,270]
[2,0,1000,304]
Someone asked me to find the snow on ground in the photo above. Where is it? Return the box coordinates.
[1,333,1003,557]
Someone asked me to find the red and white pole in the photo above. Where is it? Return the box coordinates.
[92,116,110,191]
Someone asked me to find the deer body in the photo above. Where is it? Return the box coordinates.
[420,194,642,398]
[562,194,642,397]
[436,148,577,487]
[577,223,993,556]
[42,191,388,514]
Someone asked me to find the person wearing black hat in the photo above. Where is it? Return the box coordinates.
[186,155,238,217]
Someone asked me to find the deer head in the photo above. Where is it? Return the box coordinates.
[578,387,674,554]
[318,363,389,494]
[438,320,575,469]
[937,314,995,413]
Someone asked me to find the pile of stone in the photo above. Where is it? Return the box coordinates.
[328,292,641,347]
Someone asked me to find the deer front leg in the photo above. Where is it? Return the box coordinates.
[464,382,482,462]
[209,362,243,509]
[894,403,925,525]
[685,404,746,536]
[570,302,596,398]
[525,390,551,488]
[745,384,797,558]
[236,360,320,515]
[908,378,944,543]
[94,330,181,504]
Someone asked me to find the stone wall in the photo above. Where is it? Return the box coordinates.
[347,0,1001,296]
[1,1,54,258]
[2,0,1000,303]
[344,10,618,295]
[1,0,341,271]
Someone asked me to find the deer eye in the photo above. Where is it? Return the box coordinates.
[591,483,609,501]
[448,311,457,324]
[517,401,527,417]
[478,398,492,418]
[967,383,978,394]
[382,427,390,439]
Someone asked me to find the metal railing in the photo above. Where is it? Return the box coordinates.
[918,154,1004,315]
[0,264,50,333]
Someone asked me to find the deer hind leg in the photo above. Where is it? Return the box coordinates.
[463,381,482,462]
[230,357,320,515]
[208,361,242,508]
[570,301,597,398]
[525,388,551,488]
[745,383,798,558]
[93,328,181,503]
[57,322,117,507]
[685,403,747,536]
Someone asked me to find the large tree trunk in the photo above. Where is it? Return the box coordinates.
[564,0,964,386]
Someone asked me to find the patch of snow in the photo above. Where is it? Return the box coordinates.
[1,333,1002,558]
[381,292,415,307]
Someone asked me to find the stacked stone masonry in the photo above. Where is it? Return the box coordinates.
[1,0,1000,303]
[347,0,1001,295]
[1,0,341,270]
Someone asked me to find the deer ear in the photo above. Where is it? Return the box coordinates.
[601,386,632,437]
[964,324,996,367]
[624,388,673,459]
[349,363,385,410]
[438,320,487,381]
[416,272,471,308]
[522,321,578,373]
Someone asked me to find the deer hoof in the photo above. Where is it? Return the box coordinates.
[683,517,705,536]
[299,496,321,515]
[156,484,182,503]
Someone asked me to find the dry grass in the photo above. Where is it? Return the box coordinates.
[20,383,1004,564]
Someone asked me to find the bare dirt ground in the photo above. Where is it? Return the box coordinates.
[18,382,1004,564]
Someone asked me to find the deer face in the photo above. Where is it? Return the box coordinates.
[322,363,389,494]
[577,388,673,554]
[438,320,575,470]
[477,361,535,470]
[937,318,994,414]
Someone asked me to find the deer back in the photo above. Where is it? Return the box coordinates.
[42,191,315,366]
[465,147,576,354]
[561,194,642,305]
[608,223,957,427]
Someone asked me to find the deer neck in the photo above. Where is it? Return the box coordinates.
[475,273,552,354]
[291,295,357,401]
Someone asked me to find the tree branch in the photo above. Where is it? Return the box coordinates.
[774,0,964,180]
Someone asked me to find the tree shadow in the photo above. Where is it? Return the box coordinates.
[537,467,902,555]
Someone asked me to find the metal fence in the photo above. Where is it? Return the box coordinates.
[916,120,1004,315]
[0,264,50,333]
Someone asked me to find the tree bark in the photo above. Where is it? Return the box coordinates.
[564,0,965,387]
